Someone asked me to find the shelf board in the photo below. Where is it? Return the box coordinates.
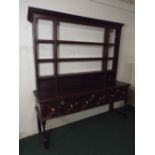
[37,57,116,63]
[38,70,115,80]
[58,40,115,46]
[38,75,55,80]
[37,59,55,63]
[36,39,116,46]
[36,40,54,43]
[58,58,104,62]
[57,71,104,78]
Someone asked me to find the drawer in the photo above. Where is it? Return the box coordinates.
[90,92,107,107]
[41,91,108,118]
[109,86,128,102]
[42,98,76,117]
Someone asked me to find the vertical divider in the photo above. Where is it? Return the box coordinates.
[53,20,59,93]
[32,15,39,91]
[102,28,110,85]
[113,28,122,80]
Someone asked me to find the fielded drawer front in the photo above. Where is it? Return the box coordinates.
[38,85,129,119]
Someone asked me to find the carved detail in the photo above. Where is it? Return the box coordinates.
[44,88,128,118]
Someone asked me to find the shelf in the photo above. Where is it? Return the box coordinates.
[36,39,116,46]
[58,40,115,46]
[38,70,115,80]
[58,58,104,62]
[36,40,54,43]
[37,59,55,63]
[37,57,116,63]
[38,75,55,80]
[57,71,105,78]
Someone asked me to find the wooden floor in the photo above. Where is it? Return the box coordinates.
[20,106,135,155]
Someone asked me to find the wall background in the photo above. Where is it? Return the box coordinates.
[19,0,135,138]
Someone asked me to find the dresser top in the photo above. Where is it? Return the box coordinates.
[34,81,129,102]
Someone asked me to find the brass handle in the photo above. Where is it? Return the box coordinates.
[51,108,55,112]
[99,97,102,100]
[85,100,88,104]
[70,104,74,108]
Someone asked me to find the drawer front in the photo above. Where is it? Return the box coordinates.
[109,86,128,102]
[42,91,108,118]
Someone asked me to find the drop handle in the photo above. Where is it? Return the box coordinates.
[70,104,74,108]
[91,94,95,98]
[51,108,55,112]
[85,100,89,104]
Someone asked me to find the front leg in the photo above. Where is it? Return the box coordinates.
[109,102,114,111]
[42,121,50,149]
[37,116,41,134]
[115,99,128,119]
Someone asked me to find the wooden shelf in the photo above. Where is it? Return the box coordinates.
[38,75,55,80]
[38,70,115,80]
[57,71,105,78]
[36,39,116,46]
[37,57,115,63]
[38,72,103,80]
[58,58,104,62]
[58,40,115,46]
[37,59,55,63]
[36,40,54,43]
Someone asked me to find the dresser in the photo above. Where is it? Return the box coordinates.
[28,7,130,148]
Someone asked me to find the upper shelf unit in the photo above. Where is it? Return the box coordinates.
[27,7,124,29]
[27,7,124,89]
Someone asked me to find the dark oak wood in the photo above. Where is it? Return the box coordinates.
[53,21,58,93]
[27,7,129,149]
[37,59,55,63]
[37,39,116,46]
[102,28,111,86]
[37,58,115,63]
[58,40,116,46]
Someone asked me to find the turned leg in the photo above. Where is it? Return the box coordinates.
[109,100,114,111]
[124,98,128,106]
[42,121,50,149]
[109,99,129,119]
[35,106,50,148]
[37,116,41,134]
[115,99,128,119]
